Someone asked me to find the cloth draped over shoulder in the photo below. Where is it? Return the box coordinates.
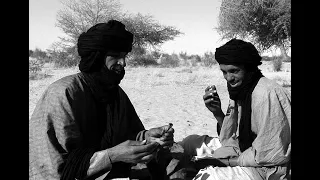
[29,72,146,180]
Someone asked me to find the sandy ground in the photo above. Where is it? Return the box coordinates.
[29,61,291,142]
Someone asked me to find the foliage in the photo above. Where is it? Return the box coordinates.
[29,58,43,74]
[160,53,180,68]
[127,53,159,67]
[56,0,121,45]
[150,50,162,60]
[126,46,158,67]
[29,58,51,80]
[261,55,273,61]
[272,56,283,72]
[179,51,189,61]
[188,54,201,66]
[54,0,182,67]
[120,13,183,49]
[30,48,47,59]
[201,51,217,67]
[189,54,201,63]
[47,46,80,68]
[29,50,34,57]
[29,48,51,64]
[217,0,291,56]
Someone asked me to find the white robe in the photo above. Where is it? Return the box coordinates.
[179,77,291,180]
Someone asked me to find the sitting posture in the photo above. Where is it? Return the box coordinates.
[180,39,291,180]
[29,20,174,180]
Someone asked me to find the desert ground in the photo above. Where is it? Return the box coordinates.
[29,61,291,142]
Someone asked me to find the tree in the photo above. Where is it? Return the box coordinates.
[120,13,182,51]
[56,0,121,46]
[217,0,291,59]
[54,0,182,66]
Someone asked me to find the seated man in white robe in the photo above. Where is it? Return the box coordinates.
[179,39,291,180]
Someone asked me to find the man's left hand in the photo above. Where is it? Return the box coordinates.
[145,124,174,149]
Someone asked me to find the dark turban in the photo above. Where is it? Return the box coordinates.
[77,20,133,72]
[215,39,262,66]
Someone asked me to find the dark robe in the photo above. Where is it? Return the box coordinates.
[29,72,146,180]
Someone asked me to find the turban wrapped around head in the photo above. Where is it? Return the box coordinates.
[77,20,133,72]
[215,39,262,66]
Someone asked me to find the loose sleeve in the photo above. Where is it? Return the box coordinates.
[29,82,104,180]
[238,87,291,167]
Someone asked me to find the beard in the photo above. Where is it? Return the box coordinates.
[109,64,125,83]
[92,64,125,90]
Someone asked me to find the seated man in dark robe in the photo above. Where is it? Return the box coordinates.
[29,20,175,180]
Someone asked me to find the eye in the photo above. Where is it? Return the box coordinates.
[229,69,239,74]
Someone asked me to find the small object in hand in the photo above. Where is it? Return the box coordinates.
[166,123,173,132]
[155,123,173,162]
[141,140,147,145]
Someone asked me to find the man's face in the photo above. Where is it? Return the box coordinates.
[219,64,247,88]
[104,51,128,74]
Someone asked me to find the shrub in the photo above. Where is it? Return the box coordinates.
[29,58,43,73]
[272,56,283,72]
[188,54,201,67]
[261,56,273,61]
[50,51,80,68]
[126,46,161,67]
[179,51,189,61]
[201,51,217,67]
[150,50,162,60]
[131,46,147,56]
[127,54,159,67]
[29,58,51,80]
[283,56,291,62]
[160,53,180,68]
[29,50,34,57]
[31,48,47,59]
[189,54,201,62]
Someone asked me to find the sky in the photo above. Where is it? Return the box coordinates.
[29,0,228,55]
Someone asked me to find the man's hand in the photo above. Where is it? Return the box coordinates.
[145,124,174,149]
[108,140,159,164]
[203,85,223,116]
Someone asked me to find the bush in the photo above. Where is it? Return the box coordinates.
[189,54,201,62]
[50,51,80,68]
[283,56,291,62]
[29,58,43,73]
[201,51,216,67]
[29,50,34,57]
[272,56,283,72]
[160,53,180,68]
[29,58,51,80]
[131,46,147,56]
[179,51,189,61]
[127,54,159,67]
[261,56,273,61]
[150,50,162,60]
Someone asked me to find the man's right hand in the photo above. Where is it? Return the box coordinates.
[108,140,159,164]
[203,85,223,116]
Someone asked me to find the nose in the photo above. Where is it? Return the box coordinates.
[118,58,126,67]
[225,73,234,82]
